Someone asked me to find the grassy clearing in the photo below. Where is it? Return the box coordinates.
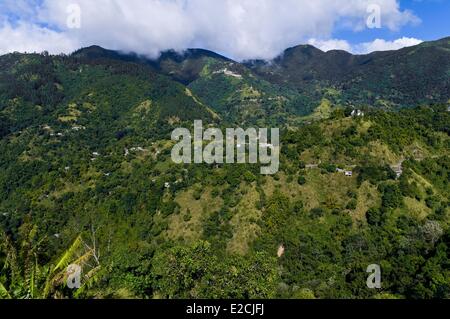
[352,181,381,222]
[227,184,262,255]
[402,197,432,220]
[301,98,333,121]
[167,187,222,242]
[366,141,401,165]
[264,170,357,211]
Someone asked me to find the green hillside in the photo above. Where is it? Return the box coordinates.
[0,40,449,299]
[247,37,450,109]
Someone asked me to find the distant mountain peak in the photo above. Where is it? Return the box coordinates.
[157,48,231,63]
[64,36,450,108]
[72,45,114,57]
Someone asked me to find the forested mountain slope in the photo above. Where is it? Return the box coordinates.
[0,39,449,299]
[247,37,450,108]
[71,37,450,122]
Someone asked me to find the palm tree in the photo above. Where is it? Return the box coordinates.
[0,220,101,299]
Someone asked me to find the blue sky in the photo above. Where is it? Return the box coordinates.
[401,0,450,40]
[0,0,449,60]
[336,0,450,44]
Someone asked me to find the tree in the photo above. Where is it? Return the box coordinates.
[379,183,403,210]
[421,220,443,245]
[298,175,307,185]
[366,208,385,226]
[151,241,279,299]
[0,220,100,299]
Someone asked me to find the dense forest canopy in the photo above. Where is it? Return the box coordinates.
[0,39,449,299]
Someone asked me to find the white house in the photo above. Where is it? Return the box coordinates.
[72,126,85,131]
[351,110,365,117]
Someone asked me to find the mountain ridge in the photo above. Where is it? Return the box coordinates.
[71,36,450,64]
[68,36,450,111]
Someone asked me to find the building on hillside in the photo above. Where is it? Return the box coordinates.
[392,167,403,179]
[351,110,365,117]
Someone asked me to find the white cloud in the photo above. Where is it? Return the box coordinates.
[355,37,424,53]
[0,22,78,55]
[308,38,353,52]
[0,0,421,60]
[306,37,423,54]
